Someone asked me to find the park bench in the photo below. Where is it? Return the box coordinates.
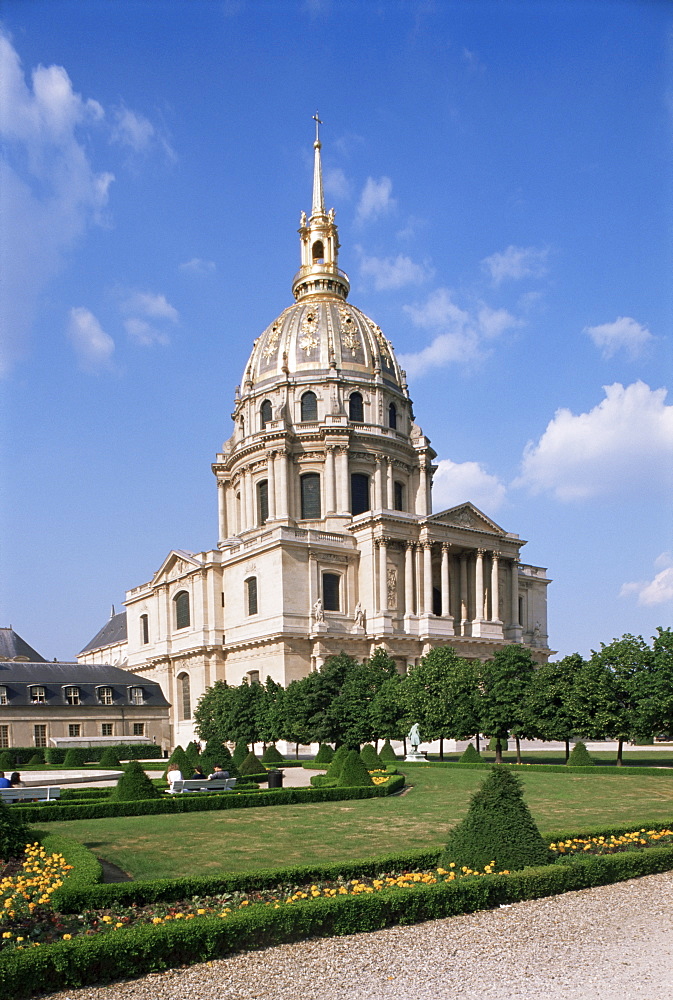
[167,778,237,794]
[0,786,61,804]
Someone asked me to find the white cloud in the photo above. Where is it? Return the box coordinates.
[123,317,169,347]
[584,316,652,359]
[66,307,114,371]
[620,553,673,607]
[120,290,178,347]
[122,291,179,323]
[111,105,175,160]
[179,257,216,274]
[356,176,396,222]
[359,252,433,291]
[433,459,506,513]
[515,381,673,500]
[324,167,351,200]
[0,32,114,374]
[399,288,520,377]
[481,245,549,285]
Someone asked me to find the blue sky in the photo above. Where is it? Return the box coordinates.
[1,0,671,662]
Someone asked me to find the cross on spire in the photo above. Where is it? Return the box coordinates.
[312,110,323,146]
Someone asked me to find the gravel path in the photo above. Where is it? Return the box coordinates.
[42,871,673,1000]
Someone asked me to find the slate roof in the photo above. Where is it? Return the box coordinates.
[0,661,169,708]
[79,611,128,654]
[0,628,46,662]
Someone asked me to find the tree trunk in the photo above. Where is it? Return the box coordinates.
[515,735,521,764]
[403,737,407,756]
[617,738,624,766]
[439,737,444,761]
[295,742,299,759]
[495,737,503,765]
[475,733,480,753]
[564,739,570,763]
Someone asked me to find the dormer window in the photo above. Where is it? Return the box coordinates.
[0,687,7,706]
[64,686,80,706]
[30,686,46,704]
[98,686,113,705]
[129,686,144,705]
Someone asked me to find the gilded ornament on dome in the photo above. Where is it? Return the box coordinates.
[338,307,360,356]
[299,307,320,354]
[261,322,281,360]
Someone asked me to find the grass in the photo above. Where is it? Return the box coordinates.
[432,750,673,767]
[41,765,673,880]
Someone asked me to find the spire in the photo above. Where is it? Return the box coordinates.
[311,111,325,217]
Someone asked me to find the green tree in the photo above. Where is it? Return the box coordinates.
[256,677,284,748]
[478,645,538,764]
[194,680,235,744]
[526,653,584,760]
[323,653,396,747]
[402,647,480,758]
[279,677,314,754]
[370,674,407,744]
[647,628,673,737]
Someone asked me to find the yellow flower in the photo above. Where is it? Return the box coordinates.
[197,908,206,914]
[61,934,71,941]
[152,917,162,924]
[2,932,11,939]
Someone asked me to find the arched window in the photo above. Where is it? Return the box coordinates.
[174,590,190,630]
[301,391,318,421]
[322,573,340,611]
[394,481,405,511]
[246,577,258,616]
[257,479,269,525]
[260,399,272,429]
[388,403,397,429]
[178,672,191,720]
[349,392,364,422]
[350,473,370,516]
[300,472,321,519]
[312,240,324,262]
[140,614,149,645]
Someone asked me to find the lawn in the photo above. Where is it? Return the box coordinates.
[41,765,673,880]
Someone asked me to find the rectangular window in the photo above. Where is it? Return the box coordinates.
[300,473,321,519]
[101,723,113,737]
[133,723,145,737]
[64,686,80,706]
[246,577,258,616]
[98,687,113,705]
[30,686,46,704]
[34,724,47,748]
[350,473,370,515]
[68,724,80,738]
[0,687,7,705]
[322,573,340,611]
[140,614,149,645]
[257,479,269,525]
[394,481,404,511]
[129,687,144,705]
[0,726,9,748]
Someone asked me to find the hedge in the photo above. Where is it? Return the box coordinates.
[400,760,673,777]
[14,775,406,823]
[37,833,104,897]
[3,845,673,998]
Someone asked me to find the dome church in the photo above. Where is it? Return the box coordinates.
[79,121,551,747]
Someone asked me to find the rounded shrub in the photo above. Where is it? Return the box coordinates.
[0,751,15,771]
[567,740,596,766]
[27,750,45,766]
[379,739,399,762]
[261,744,285,764]
[44,747,66,765]
[109,760,161,801]
[360,744,383,769]
[232,740,250,768]
[98,748,122,768]
[338,750,374,788]
[325,744,350,780]
[239,751,266,777]
[313,743,335,765]
[165,745,190,777]
[63,748,88,767]
[460,742,482,763]
[440,765,552,873]
[0,799,30,860]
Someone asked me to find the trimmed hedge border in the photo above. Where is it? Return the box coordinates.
[400,760,673,776]
[16,775,406,823]
[3,846,673,998]
[38,833,104,894]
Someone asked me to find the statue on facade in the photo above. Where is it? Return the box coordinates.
[354,602,365,628]
[312,598,325,623]
[300,211,307,227]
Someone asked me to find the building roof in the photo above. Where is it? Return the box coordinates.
[79,611,128,654]
[0,660,169,708]
[0,627,46,662]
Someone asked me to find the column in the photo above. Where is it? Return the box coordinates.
[267,453,276,520]
[491,551,501,621]
[475,548,485,621]
[325,446,336,514]
[460,553,468,624]
[378,539,388,612]
[414,466,424,515]
[374,457,383,510]
[441,544,450,618]
[245,471,254,529]
[277,450,288,518]
[423,542,434,615]
[415,544,424,612]
[404,542,415,615]
[337,447,349,513]
[510,557,520,628]
[217,480,227,542]
[239,471,247,531]
[386,459,394,510]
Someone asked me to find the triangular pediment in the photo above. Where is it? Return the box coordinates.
[152,549,203,585]
[429,503,507,535]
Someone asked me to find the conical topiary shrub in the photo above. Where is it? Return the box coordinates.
[239,751,266,777]
[379,739,399,763]
[201,741,238,778]
[338,750,374,788]
[460,742,482,763]
[566,740,595,766]
[0,751,14,771]
[109,759,161,801]
[63,748,88,767]
[165,745,190,777]
[360,743,384,769]
[313,743,335,765]
[185,741,202,768]
[325,744,351,780]
[27,750,44,766]
[0,800,30,860]
[232,740,249,768]
[440,766,552,873]
[99,748,122,768]
[261,744,285,764]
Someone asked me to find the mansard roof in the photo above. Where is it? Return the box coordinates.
[79,611,128,655]
[0,627,46,662]
[0,661,169,708]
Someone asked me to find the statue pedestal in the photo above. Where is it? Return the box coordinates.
[350,624,366,635]
[404,751,427,762]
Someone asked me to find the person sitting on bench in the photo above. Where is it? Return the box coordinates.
[208,764,229,780]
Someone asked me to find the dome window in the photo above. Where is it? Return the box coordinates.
[388,403,397,430]
[351,473,370,516]
[300,472,321,519]
[260,399,272,429]
[349,392,364,422]
[312,241,325,263]
[301,391,318,422]
[257,479,269,525]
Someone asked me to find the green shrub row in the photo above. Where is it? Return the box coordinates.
[400,760,673,777]
[15,775,406,823]
[4,846,673,999]
[38,833,104,896]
